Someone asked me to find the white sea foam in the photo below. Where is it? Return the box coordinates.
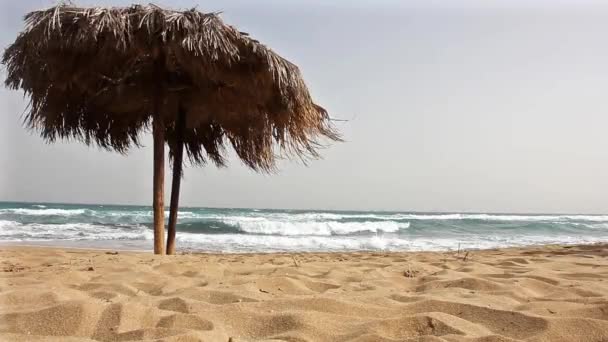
[220,218,410,236]
[0,208,87,216]
[199,212,608,223]
[173,232,608,253]
[452,214,608,222]
[374,213,608,222]
[3,205,608,253]
[0,219,607,253]
[0,221,152,241]
[0,220,20,229]
[103,210,198,219]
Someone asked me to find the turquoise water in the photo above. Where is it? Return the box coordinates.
[1,201,607,252]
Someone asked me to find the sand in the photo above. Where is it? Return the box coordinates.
[0,244,607,341]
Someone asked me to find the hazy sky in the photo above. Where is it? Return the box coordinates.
[2,0,608,213]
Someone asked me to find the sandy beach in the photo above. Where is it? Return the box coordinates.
[0,244,607,341]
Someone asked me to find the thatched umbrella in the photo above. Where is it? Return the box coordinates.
[3,4,339,254]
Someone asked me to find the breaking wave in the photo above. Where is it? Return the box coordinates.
[221,218,410,236]
[1,202,608,252]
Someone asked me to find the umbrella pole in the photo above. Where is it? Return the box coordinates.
[152,116,166,255]
[166,107,185,255]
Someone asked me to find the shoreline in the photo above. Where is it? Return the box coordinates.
[1,240,607,255]
[1,243,607,341]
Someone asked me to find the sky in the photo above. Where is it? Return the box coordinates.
[2,0,608,213]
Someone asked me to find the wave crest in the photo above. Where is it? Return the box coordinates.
[221,218,410,236]
[0,208,87,216]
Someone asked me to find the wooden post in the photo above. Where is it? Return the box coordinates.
[152,50,166,255]
[166,107,186,255]
[152,116,165,255]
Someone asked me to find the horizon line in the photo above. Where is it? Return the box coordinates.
[0,199,606,216]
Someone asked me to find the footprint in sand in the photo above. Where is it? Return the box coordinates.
[157,313,214,331]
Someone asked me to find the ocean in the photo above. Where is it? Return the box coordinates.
[0,201,607,253]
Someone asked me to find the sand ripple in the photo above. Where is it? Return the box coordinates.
[1,244,607,341]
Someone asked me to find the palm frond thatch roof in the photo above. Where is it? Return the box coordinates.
[3,3,340,171]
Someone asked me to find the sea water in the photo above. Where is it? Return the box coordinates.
[1,201,607,252]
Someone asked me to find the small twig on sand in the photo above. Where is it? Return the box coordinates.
[291,255,300,267]
[463,251,470,262]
